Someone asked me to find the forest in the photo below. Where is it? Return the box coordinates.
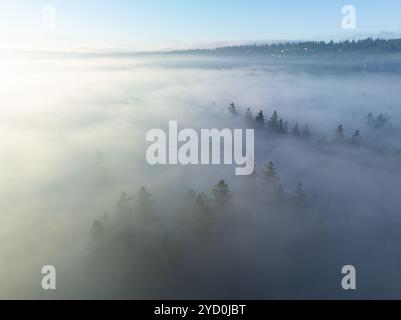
[87,101,399,299]
[176,38,401,56]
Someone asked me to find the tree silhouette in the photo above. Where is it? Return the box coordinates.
[255,110,265,127]
[278,119,287,134]
[350,129,362,146]
[228,102,238,115]
[367,112,374,126]
[292,123,301,137]
[375,114,387,129]
[137,186,152,213]
[264,161,280,184]
[294,183,308,209]
[245,108,253,124]
[335,125,345,142]
[267,110,279,132]
[211,179,233,207]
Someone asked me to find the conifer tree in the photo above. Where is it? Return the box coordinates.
[367,112,374,126]
[255,110,265,127]
[264,161,280,184]
[375,114,387,128]
[211,179,233,207]
[335,125,345,142]
[228,102,238,115]
[267,110,279,132]
[245,108,253,123]
[350,129,362,146]
[137,186,152,212]
[292,123,301,137]
[294,183,308,209]
[278,119,287,134]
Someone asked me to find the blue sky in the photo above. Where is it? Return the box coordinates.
[1,0,401,49]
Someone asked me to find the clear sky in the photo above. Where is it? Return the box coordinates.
[1,0,401,50]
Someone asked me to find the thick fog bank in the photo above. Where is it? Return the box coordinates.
[1,52,401,299]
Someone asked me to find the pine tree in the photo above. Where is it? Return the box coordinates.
[292,123,301,137]
[335,125,345,142]
[375,114,387,128]
[255,110,265,127]
[211,179,233,207]
[264,161,280,183]
[267,110,279,132]
[367,112,374,126]
[278,119,287,134]
[350,129,362,146]
[137,186,152,212]
[228,102,238,115]
[245,108,253,123]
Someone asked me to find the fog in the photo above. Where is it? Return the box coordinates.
[1,51,401,299]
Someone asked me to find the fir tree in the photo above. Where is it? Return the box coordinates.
[278,119,287,134]
[245,108,253,123]
[264,161,280,184]
[367,112,374,126]
[137,186,152,212]
[350,129,362,146]
[255,110,265,127]
[335,125,345,142]
[294,183,308,209]
[211,179,233,207]
[267,110,279,132]
[228,102,238,115]
[375,114,387,128]
[292,123,301,137]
